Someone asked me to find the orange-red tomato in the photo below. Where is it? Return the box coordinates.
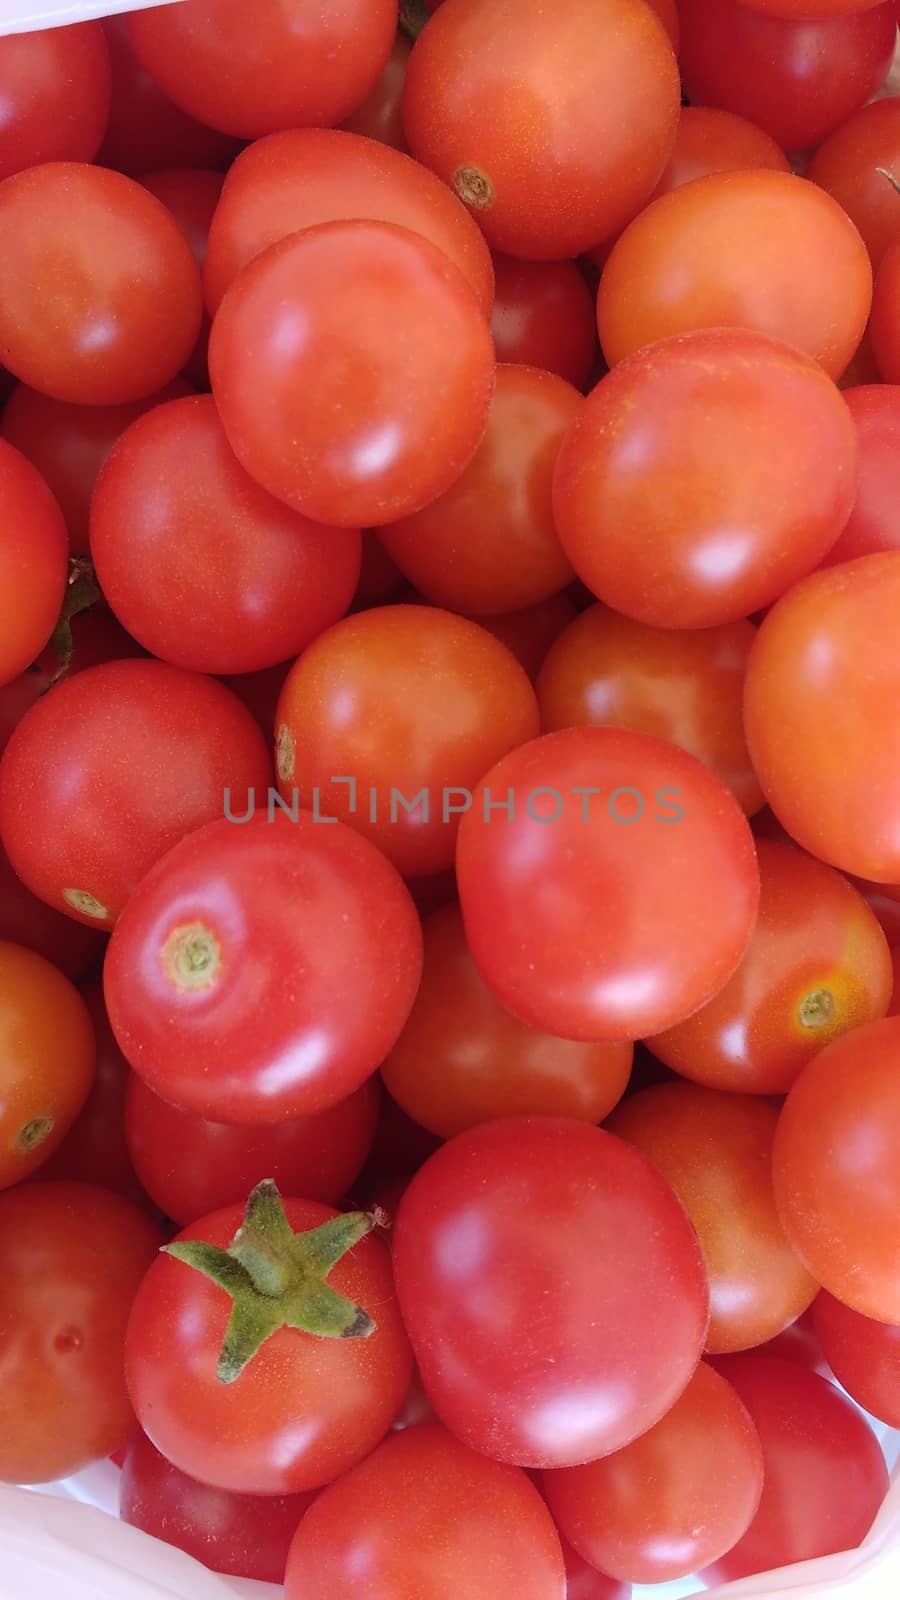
[0,439,69,687]
[813,1292,900,1427]
[650,107,790,201]
[807,98,900,270]
[820,386,900,564]
[870,240,900,380]
[490,256,598,389]
[0,23,111,183]
[890,945,900,1014]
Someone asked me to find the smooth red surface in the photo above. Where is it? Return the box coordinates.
[0,23,111,183]
[0,844,104,982]
[341,33,411,151]
[822,386,900,563]
[814,1292,900,1427]
[650,107,790,201]
[140,168,223,389]
[480,593,578,681]
[0,440,69,686]
[489,257,597,388]
[870,241,900,380]
[40,981,140,1202]
[98,16,240,174]
[807,97,900,270]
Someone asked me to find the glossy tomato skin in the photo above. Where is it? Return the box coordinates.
[489,257,597,389]
[98,16,240,175]
[0,23,111,183]
[813,1292,900,1427]
[402,0,680,260]
[597,171,872,380]
[284,1422,566,1600]
[341,33,412,151]
[537,605,763,815]
[702,1356,888,1584]
[126,1196,413,1494]
[744,553,900,882]
[807,99,900,271]
[678,0,896,153]
[650,107,790,201]
[120,1432,315,1583]
[204,127,494,318]
[0,1181,161,1484]
[380,366,577,615]
[126,1072,380,1224]
[0,659,271,929]
[746,0,888,12]
[381,903,633,1138]
[104,811,423,1124]
[90,396,361,674]
[0,842,105,981]
[648,839,893,1094]
[0,941,95,1189]
[0,439,68,687]
[456,726,759,1043]
[40,981,141,1201]
[479,592,578,681]
[394,1118,709,1467]
[275,605,539,877]
[543,1362,763,1583]
[870,241,900,381]
[210,221,496,530]
[607,1083,817,1353]
[821,386,900,564]
[773,1016,900,1322]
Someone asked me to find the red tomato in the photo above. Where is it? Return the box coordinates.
[489,257,597,390]
[394,1118,709,1466]
[126,1193,413,1493]
[140,169,223,389]
[870,240,900,380]
[650,106,790,202]
[126,1071,380,1224]
[813,1292,900,1427]
[380,366,577,615]
[98,16,240,175]
[840,325,882,389]
[678,0,896,153]
[478,593,578,681]
[562,1545,631,1600]
[858,884,900,944]
[543,1363,763,1583]
[0,1181,161,1483]
[744,0,889,15]
[210,221,495,529]
[607,1082,818,1353]
[0,440,69,687]
[0,842,104,981]
[39,982,141,1202]
[0,659,271,929]
[121,1432,315,1583]
[773,1016,900,1322]
[0,23,111,182]
[128,0,396,139]
[648,839,893,1095]
[890,944,900,1014]
[0,164,203,406]
[382,903,633,1137]
[820,387,900,564]
[759,1308,830,1374]
[744,553,900,881]
[646,0,679,46]
[341,34,412,151]
[285,1423,565,1600]
[537,605,764,815]
[597,172,872,379]
[275,605,539,877]
[702,1356,888,1584]
[0,941,95,1189]
[104,811,422,1124]
[807,99,900,270]
[90,396,361,675]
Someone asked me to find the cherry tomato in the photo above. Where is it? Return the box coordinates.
[870,240,900,380]
[98,16,240,175]
[39,981,141,1201]
[702,1356,888,1584]
[380,366,577,615]
[0,659,271,929]
[0,842,104,981]
[758,1308,830,1374]
[394,1118,709,1466]
[210,221,495,529]
[807,99,900,271]
[813,1292,900,1427]
[744,553,900,881]
[744,0,889,16]
[0,23,111,183]
[646,0,679,46]
[489,257,597,390]
[479,593,578,681]
[840,325,882,389]
[0,1181,160,1483]
[650,107,790,202]
[140,169,223,389]
[537,605,764,815]
[0,163,203,406]
[858,884,900,944]
[773,1016,900,1322]
[597,172,872,379]
[105,811,422,1124]
[678,0,896,153]
[607,1082,818,1353]
[275,605,539,877]
[649,839,892,1095]
[820,387,900,565]
[0,439,69,687]
[890,944,900,1013]
[341,34,412,151]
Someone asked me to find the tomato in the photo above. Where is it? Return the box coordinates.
[210,221,495,530]
[0,659,271,929]
[0,1181,160,1483]
[128,0,397,139]
[1,379,192,554]
[394,1118,709,1466]
[0,941,95,1189]
[813,1292,900,1427]
[597,172,872,379]
[773,1016,900,1322]
[607,1082,818,1353]
[648,839,892,1095]
[744,0,889,15]
[90,397,361,675]
[677,0,896,154]
[105,810,422,1124]
[382,903,632,1138]
[650,107,791,202]
[98,16,240,175]
[126,1189,413,1493]
[0,842,104,981]
[380,366,577,615]
[0,440,69,688]
[275,605,539,877]
[479,593,578,681]
[121,1431,315,1582]
[141,169,223,390]
[820,387,900,565]
[285,1422,565,1600]
[858,884,900,944]
[489,258,598,390]
[126,1071,380,1224]
[646,0,679,46]
[890,944,900,1013]
[759,1308,830,1374]
[702,1356,888,1584]
[561,1546,630,1600]
[204,128,494,319]
[341,34,412,151]
[537,605,764,815]
[0,163,203,407]
[39,982,140,1202]
[402,0,679,260]
[807,100,900,271]
[744,553,900,881]
[870,240,900,380]
[0,23,111,183]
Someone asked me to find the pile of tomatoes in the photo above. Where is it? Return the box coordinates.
[3,0,900,1596]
